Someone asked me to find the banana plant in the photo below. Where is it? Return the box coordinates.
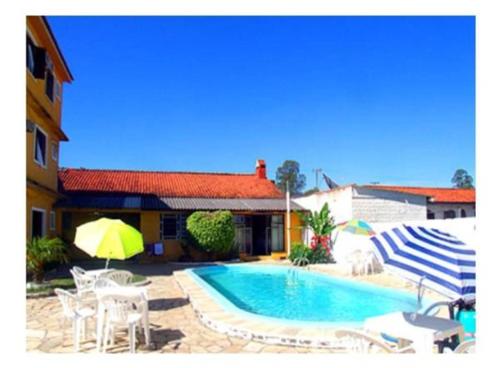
[298,202,335,237]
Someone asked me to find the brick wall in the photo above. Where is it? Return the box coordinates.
[352,187,427,223]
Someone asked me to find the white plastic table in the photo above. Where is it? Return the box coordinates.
[94,286,150,352]
[364,312,464,353]
[84,268,115,278]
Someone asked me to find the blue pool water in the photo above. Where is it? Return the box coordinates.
[189,264,422,326]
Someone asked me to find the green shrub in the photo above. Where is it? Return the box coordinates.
[289,241,331,264]
[289,242,312,263]
[309,243,332,264]
[26,236,68,282]
[186,211,236,257]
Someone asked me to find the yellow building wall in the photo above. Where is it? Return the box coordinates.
[272,211,303,259]
[139,212,186,262]
[26,106,60,191]
[60,210,185,262]
[59,209,306,262]
[26,17,71,241]
[26,17,67,125]
[26,186,58,239]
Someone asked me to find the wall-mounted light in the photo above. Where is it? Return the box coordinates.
[26,120,35,133]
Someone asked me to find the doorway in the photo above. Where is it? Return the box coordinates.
[252,215,269,255]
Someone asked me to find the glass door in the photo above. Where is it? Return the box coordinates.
[234,215,253,254]
[267,215,284,252]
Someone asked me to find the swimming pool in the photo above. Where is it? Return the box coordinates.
[187,264,425,327]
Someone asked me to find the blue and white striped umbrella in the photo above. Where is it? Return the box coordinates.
[370,225,475,300]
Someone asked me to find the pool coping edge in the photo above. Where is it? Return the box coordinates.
[174,269,350,349]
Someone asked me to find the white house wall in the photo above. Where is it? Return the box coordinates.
[351,187,427,223]
[427,203,476,219]
[293,186,353,224]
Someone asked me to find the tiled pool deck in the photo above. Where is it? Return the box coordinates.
[26,261,444,353]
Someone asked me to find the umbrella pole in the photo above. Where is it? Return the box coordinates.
[105,258,110,269]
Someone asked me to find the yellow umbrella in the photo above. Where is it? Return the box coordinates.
[74,218,144,268]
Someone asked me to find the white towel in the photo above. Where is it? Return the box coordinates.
[154,242,164,256]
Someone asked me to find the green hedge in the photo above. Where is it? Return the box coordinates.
[186,210,236,256]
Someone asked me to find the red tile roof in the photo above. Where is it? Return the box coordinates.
[58,168,284,199]
[364,185,475,203]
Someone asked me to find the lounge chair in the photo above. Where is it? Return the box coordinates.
[453,339,475,353]
[335,329,415,353]
[443,339,476,354]
[422,298,476,351]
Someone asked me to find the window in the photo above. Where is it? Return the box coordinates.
[427,210,435,220]
[460,209,467,218]
[49,211,56,231]
[26,35,46,79]
[34,126,47,167]
[51,142,58,161]
[444,210,456,219]
[31,208,46,239]
[160,214,187,240]
[62,212,72,231]
[26,36,35,74]
[161,215,177,239]
[45,69,55,101]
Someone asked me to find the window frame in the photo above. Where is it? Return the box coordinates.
[160,213,187,240]
[55,80,62,100]
[33,125,48,168]
[51,141,58,161]
[160,214,179,240]
[31,207,46,239]
[45,68,55,102]
[49,211,56,231]
[26,35,36,76]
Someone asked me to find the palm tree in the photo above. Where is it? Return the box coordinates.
[26,236,68,283]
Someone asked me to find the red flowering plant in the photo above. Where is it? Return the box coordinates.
[298,203,335,263]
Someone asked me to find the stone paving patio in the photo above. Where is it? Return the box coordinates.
[26,262,443,353]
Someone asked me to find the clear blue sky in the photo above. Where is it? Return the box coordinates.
[48,16,475,190]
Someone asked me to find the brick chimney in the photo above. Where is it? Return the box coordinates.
[255,159,267,179]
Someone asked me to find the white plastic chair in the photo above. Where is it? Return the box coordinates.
[95,278,120,289]
[71,269,95,295]
[102,270,134,286]
[100,294,143,353]
[362,251,378,275]
[346,250,366,275]
[335,329,416,353]
[54,288,96,352]
[72,266,86,275]
[70,269,98,307]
